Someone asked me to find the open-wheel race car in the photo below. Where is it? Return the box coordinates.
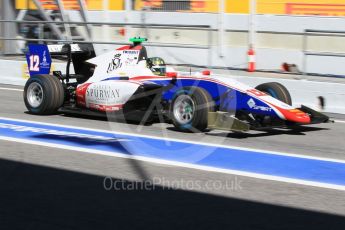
[23,37,329,132]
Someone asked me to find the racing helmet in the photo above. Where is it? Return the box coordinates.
[148,57,166,76]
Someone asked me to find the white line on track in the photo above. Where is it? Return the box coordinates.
[0,87,23,92]
[1,116,345,164]
[0,135,345,191]
[334,119,345,124]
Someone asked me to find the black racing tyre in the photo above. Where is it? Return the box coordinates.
[171,87,214,132]
[23,74,65,115]
[255,82,292,105]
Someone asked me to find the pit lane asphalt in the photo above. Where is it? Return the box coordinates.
[1,84,345,229]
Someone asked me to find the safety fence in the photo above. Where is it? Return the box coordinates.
[0,20,211,45]
[2,20,345,77]
[3,1,345,76]
[0,20,213,66]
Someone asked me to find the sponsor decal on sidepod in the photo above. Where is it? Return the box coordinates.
[247,98,272,112]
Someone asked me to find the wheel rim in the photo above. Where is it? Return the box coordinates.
[27,82,44,108]
[173,94,195,125]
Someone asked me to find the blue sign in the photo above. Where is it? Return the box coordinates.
[25,44,52,77]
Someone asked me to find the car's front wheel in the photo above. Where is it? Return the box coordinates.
[24,74,65,115]
[171,87,214,132]
[255,82,292,105]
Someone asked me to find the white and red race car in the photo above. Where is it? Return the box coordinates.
[23,37,329,132]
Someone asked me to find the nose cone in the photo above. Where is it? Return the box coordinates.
[281,109,311,124]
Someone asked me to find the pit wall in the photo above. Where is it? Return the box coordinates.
[1,59,344,114]
[3,12,345,75]
[68,12,345,76]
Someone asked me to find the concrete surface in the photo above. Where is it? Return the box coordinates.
[0,84,344,230]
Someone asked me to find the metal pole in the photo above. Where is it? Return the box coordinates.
[77,0,92,39]
[125,0,132,41]
[2,0,17,54]
[141,1,150,38]
[208,28,212,67]
[31,0,64,40]
[302,30,307,76]
[38,23,44,44]
[102,0,110,51]
[249,0,256,48]
[55,0,72,39]
[0,37,209,49]
[218,0,225,58]
[0,0,3,55]
[0,20,210,30]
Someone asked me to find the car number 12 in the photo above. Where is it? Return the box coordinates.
[29,55,40,71]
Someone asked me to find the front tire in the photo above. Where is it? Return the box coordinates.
[171,87,214,132]
[255,82,292,105]
[24,74,64,115]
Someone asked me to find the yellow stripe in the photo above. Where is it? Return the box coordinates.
[226,0,250,14]
[15,0,345,14]
[109,0,124,10]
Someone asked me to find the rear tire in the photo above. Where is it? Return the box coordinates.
[171,87,214,132]
[24,74,65,115]
[255,82,292,105]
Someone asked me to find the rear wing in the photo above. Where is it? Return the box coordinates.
[47,44,95,57]
[26,43,96,77]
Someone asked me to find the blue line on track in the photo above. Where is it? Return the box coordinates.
[0,118,344,186]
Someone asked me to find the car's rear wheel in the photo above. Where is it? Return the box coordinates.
[171,87,214,132]
[255,82,292,105]
[24,74,65,115]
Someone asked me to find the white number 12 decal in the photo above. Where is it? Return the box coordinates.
[29,55,40,71]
